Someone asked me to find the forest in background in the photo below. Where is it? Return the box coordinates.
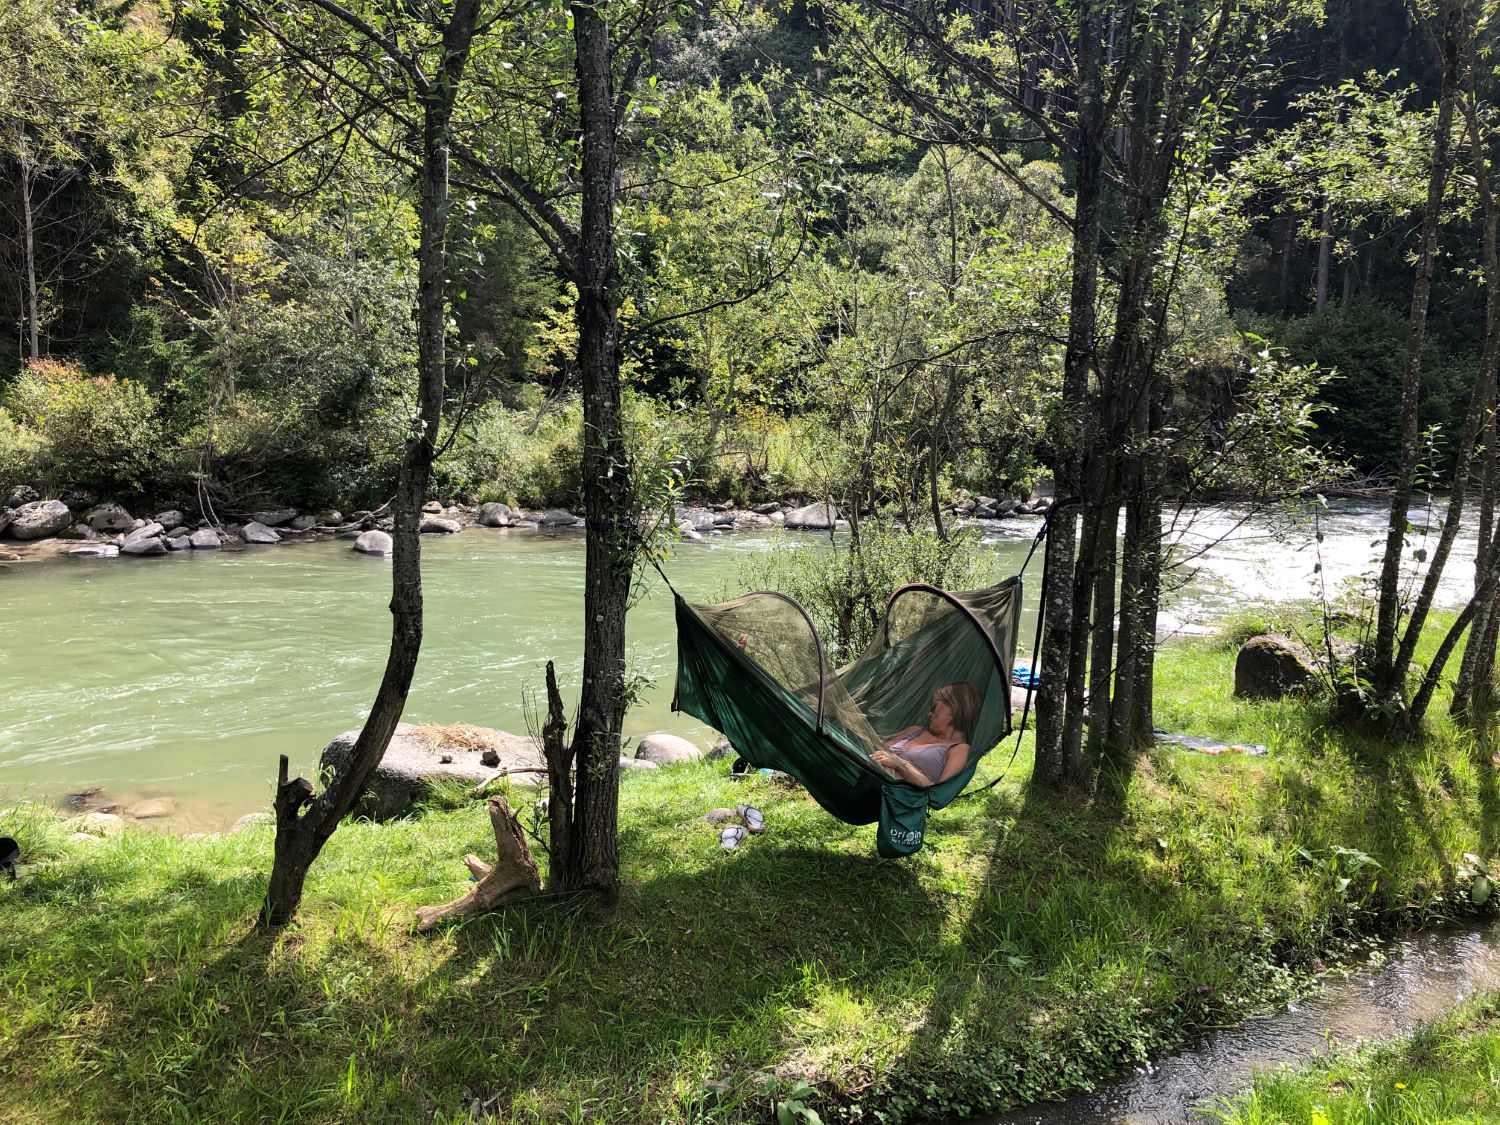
[0,0,1485,515]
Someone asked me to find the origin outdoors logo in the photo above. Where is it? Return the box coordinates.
[888,828,924,848]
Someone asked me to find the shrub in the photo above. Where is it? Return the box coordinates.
[0,405,42,492]
[734,519,993,662]
[3,360,164,499]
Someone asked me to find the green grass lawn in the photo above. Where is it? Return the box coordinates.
[3,634,1500,1123]
[1211,992,1500,1124]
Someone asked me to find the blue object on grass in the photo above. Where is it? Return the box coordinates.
[1011,664,1040,688]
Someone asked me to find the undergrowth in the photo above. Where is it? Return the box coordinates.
[3,638,1499,1123]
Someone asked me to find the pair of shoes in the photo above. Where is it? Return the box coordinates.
[718,807,766,849]
[720,825,748,849]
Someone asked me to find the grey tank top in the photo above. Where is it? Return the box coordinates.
[889,731,960,784]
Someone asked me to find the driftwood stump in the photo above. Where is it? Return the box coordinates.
[414,795,542,932]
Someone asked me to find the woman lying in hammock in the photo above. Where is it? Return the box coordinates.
[870,681,983,788]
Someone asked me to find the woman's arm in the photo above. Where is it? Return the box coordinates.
[934,742,971,785]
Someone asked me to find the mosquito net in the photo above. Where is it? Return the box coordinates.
[672,578,1022,830]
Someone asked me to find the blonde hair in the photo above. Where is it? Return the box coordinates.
[934,681,982,741]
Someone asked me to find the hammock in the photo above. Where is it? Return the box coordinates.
[669,577,1024,856]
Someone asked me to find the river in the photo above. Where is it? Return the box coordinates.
[0,497,1478,830]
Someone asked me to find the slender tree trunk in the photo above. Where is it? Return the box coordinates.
[1315,203,1333,313]
[1372,0,1461,699]
[1393,205,1500,702]
[18,142,40,363]
[1085,491,1119,757]
[259,6,479,927]
[551,0,632,895]
[1277,212,1296,313]
[1035,4,1105,789]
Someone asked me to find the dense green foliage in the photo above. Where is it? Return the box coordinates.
[1,0,1475,511]
[5,635,1500,1122]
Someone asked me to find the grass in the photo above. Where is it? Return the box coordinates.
[1211,992,1500,1123]
[3,631,1500,1123]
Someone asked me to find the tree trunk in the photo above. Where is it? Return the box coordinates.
[1277,212,1296,313]
[259,6,479,926]
[1315,203,1333,313]
[414,795,543,932]
[1035,2,1105,790]
[1372,0,1461,701]
[551,0,632,896]
[18,141,40,363]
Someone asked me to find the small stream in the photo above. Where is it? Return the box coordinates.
[983,920,1500,1124]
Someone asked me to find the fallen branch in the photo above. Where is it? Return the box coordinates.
[413,795,542,932]
[466,765,550,799]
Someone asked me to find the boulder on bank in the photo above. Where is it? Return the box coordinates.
[153,510,185,531]
[241,521,281,544]
[784,502,839,530]
[478,502,513,527]
[5,485,39,509]
[353,529,393,556]
[60,488,98,511]
[1234,634,1317,700]
[251,508,298,528]
[87,503,134,532]
[635,733,703,765]
[229,811,274,833]
[189,528,221,550]
[318,721,547,820]
[538,508,582,527]
[420,516,461,534]
[6,499,72,540]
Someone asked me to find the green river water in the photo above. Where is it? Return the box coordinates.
[0,527,1041,831]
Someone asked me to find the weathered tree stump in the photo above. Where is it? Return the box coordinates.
[414,795,542,932]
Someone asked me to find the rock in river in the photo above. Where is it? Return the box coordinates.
[318,721,547,820]
[252,508,298,528]
[783,502,839,531]
[353,529,393,556]
[420,516,461,534]
[241,520,281,544]
[126,797,177,819]
[189,528,221,550]
[6,499,71,540]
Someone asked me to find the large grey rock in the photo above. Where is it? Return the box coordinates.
[421,500,445,514]
[1234,634,1317,700]
[783,502,839,531]
[618,756,660,771]
[753,502,781,515]
[57,522,94,540]
[318,721,547,820]
[7,499,72,540]
[69,543,120,558]
[420,516,461,534]
[241,521,281,544]
[316,510,343,527]
[707,739,737,762]
[163,534,187,551]
[251,508,298,528]
[120,534,167,557]
[635,733,703,765]
[5,485,39,509]
[289,514,318,531]
[478,502,513,527]
[60,488,98,511]
[153,509,185,531]
[87,503,134,532]
[189,528,221,550]
[353,530,393,556]
[0,508,10,537]
[539,508,581,527]
[679,508,717,533]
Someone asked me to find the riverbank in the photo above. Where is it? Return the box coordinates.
[4,633,1498,1123]
[1212,990,1500,1122]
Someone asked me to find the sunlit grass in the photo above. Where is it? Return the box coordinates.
[2,632,1498,1122]
[1210,992,1500,1124]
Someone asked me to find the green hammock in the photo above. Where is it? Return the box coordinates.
[670,579,1023,856]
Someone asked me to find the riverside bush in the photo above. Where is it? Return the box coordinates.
[735,520,992,661]
[2,360,165,499]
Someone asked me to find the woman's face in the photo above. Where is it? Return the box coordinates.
[928,694,954,732]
